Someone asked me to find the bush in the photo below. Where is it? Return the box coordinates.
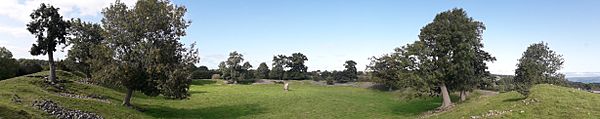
[0,59,18,80]
[16,59,46,76]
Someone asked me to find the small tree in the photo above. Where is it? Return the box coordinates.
[255,62,270,79]
[514,42,565,96]
[343,60,358,82]
[285,53,308,80]
[26,3,70,83]
[65,18,104,79]
[220,51,252,83]
[270,55,286,80]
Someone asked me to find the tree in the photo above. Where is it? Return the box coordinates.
[285,53,308,80]
[242,62,253,79]
[98,0,198,106]
[16,59,45,76]
[26,3,70,83]
[255,62,270,79]
[416,8,495,108]
[270,55,286,80]
[0,47,19,80]
[368,41,433,93]
[342,60,358,82]
[191,66,212,79]
[514,42,565,96]
[219,51,252,83]
[65,18,104,79]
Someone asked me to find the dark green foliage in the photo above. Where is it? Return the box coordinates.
[285,53,308,80]
[65,18,104,78]
[269,55,286,80]
[255,62,270,79]
[269,53,308,80]
[15,59,45,76]
[341,60,358,82]
[514,42,566,96]
[0,47,19,80]
[368,42,433,93]
[97,0,198,106]
[368,8,494,107]
[191,66,215,79]
[219,51,252,83]
[26,3,71,83]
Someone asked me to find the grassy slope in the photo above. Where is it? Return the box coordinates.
[431,84,600,119]
[0,71,442,119]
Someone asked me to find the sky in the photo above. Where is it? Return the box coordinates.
[1,0,600,75]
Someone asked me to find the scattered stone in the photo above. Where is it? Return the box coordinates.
[521,98,539,105]
[57,93,111,104]
[469,110,511,119]
[11,94,22,103]
[32,100,103,119]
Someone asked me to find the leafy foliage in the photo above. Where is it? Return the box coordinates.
[514,42,566,96]
[0,47,18,80]
[26,3,71,83]
[219,51,253,83]
[255,62,270,79]
[97,0,198,106]
[65,18,105,78]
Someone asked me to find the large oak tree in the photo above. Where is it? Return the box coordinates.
[99,0,199,106]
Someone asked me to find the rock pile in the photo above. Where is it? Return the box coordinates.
[32,100,104,119]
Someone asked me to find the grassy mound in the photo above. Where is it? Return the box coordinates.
[0,71,445,118]
[430,84,600,119]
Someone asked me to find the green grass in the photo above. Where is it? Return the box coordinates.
[0,71,443,118]
[5,71,596,119]
[430,84,600,119]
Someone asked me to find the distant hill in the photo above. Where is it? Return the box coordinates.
[567,77,600,83]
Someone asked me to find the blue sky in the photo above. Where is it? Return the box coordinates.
[1,0,599,75]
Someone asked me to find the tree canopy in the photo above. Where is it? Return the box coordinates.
[514,42,565,96]
[26,3,71,83]
[97,0,198,106]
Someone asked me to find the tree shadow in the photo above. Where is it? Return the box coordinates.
[142,103,266,119]
[390,95,461,116]
[503,97,526,102]
[0,105,31,119]
[391,97,441,116]
[191,80,217,86]
[189,90,209,94]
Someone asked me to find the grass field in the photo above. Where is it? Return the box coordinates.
[429,84,600,119]
[0,71,443,119]
[2,71,599,119]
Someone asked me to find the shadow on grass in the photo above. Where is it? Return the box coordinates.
[191,80,217,86]
[503,97,526,102]
[142,103,265,119]
[0,105,30,119]
[189,90,209,94]
[391,97,441,116]
[390,95,460,116]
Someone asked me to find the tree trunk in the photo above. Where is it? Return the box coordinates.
[122,88,133,107]
[460,90,466,102]
[48,51,56,83]
[440,83,452,109]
